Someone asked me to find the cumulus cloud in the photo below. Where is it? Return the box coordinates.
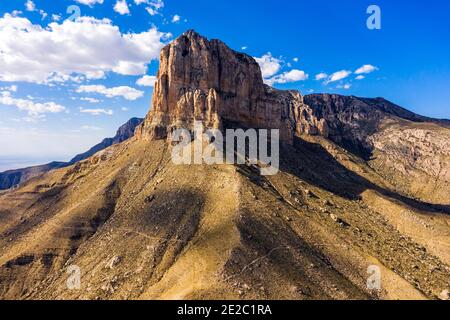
[11,10,23,17]
[114,0,130,15]
[80,97,101,103]
[76,85,144,100]
[254,53,282,79]
[136,75,157,87]
[144,0,164,15]
[75,0,104,6]
[172,15,181,23]
[38,10,48,20]
[337,84,352,90]
[355,64,378,74]
[315,73,328,81]
[355,75,365,80]
[266,69,308,85]
[80,108,113,116]
[0,85,18,92]
[0,14,170,84]
[25,0,36,11]
[326,70,352,84]
[0,91,65,117]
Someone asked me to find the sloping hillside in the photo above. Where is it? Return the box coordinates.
[0,30,449,300]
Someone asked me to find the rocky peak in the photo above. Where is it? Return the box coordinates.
[135,30,328,144]
[113,117,144,144]
[135,29,449,160]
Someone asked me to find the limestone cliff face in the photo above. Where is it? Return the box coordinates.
[135,30,450,203]
[136,30,328,143]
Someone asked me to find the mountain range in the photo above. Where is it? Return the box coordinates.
[0,30,449,300]
[0,117,143,190]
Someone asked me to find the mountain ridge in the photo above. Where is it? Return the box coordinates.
[0,30,449,300]
[0,117,143,190]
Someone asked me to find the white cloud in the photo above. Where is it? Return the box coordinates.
[0,14,170,84]
[134,0,149,4]
[172,15,181,23]
[121,107,129,111]
[337,84,352,90]
[145,0,164,15]
[52,14,61,21]
[76,85,144,100]
[241,46,247,50]
[39,10,47,20]
[25,1,36,11]
[80,97,101,103]
[355,64,378,74]
[266,69,308,86]
[326,70,352,83]
[114,0,130,15]
[75,0,104,6]
[12,10,23,17]
[315,72,328,81]
[0,85,18,92]
[80,107,113,116]
[136,75,157,87]
[355,75,365,80]
[112,61,148,75]
[0,91,65,117]
[254,53,282,78]
[24,2,46,20]
[293,57,299,62]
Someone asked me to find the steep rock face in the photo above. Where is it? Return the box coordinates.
[303,94,389,158]
[1,30,450,301]
[136,30,328,143]
[135,30,450,203]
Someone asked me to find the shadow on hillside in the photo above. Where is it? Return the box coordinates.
[278,137,450,215]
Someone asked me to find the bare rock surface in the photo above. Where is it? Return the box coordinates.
[0,30,449,300]
[136,30,328,143]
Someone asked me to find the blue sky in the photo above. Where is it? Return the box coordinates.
[0,0,449,169]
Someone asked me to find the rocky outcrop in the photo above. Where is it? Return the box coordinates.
[135,30,450,203]
[0,117,143,190]
[303,94,450,203]
[136,30,328,144]
[303,94,450,159]
[1,30,450,301]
